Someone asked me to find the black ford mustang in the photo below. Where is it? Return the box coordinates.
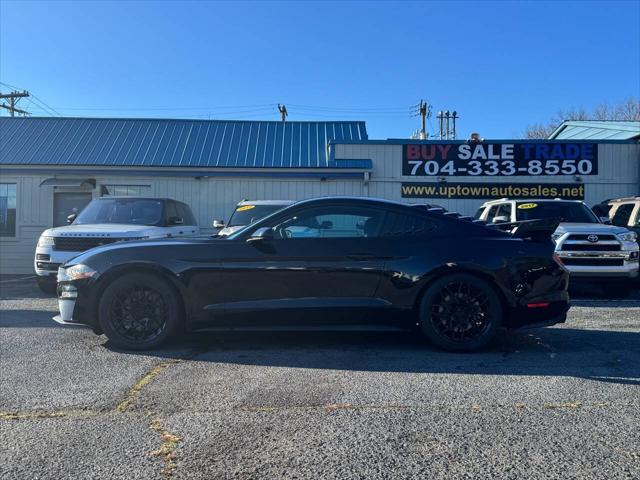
[54,197,570,352]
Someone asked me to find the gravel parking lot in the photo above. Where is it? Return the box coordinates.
[1,275,639,479]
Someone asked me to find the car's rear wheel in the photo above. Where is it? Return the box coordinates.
[98,273,182,350]
[419,274,502,352]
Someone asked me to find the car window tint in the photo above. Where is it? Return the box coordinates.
[273,206,384,239]
[181,204,197,226]
[611,203,634,227]
[485,205,500,222]
[165,201,178,223]
[379,211,438,237]
[474,208,484,220]
[498,203,512,220]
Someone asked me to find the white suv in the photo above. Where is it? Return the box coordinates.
[475,198,639,296]
[35,197,199,293]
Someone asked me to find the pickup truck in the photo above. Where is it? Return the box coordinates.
[35,197,199,293]
[475,198,639,297]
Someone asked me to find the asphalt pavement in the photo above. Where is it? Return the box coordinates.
[1,275,638,479]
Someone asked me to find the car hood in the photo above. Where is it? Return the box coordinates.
[41,224,160,238]
[65,235,224,267]
[555,223,629,235]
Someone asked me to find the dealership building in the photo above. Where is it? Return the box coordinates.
[1,117,639,274]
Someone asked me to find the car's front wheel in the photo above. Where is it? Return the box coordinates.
[98,273,182,350]
[419,274,502,352]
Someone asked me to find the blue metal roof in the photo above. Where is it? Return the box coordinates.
[0,117,370,169]
[549,120,640,140]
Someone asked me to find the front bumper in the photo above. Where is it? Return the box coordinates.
[52,273,98,330]
[34,247,79,277]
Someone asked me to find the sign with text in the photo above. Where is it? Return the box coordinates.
[401,182,585,200]
[402,143,598,177]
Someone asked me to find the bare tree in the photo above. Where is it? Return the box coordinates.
[524,97,640,138]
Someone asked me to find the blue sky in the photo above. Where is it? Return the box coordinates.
[1,0,638,139]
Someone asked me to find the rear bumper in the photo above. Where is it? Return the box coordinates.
[507,290,570,329]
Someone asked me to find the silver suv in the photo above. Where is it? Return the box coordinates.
[475,198,639,296]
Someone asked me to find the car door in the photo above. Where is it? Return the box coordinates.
[215,203,388,327]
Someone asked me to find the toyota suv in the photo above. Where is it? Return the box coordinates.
[593,196,640,243]
[35,197,199,293]
[475,198,639,296]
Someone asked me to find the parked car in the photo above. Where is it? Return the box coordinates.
[594,196,640,241]
[35,197,199,293]
[214,200,294,237]
[475,198,639,297]
[54,197,569,352]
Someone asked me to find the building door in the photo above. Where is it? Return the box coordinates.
[53,192,93,226]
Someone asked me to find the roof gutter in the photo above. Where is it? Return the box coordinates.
[0,165,370,180]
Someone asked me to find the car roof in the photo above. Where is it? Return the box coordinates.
[94,196,176,202]
[236,200,296,206]
[480,198,584,206]
[607,196,640,203]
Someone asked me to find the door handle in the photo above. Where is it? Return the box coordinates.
[347,253,377,260]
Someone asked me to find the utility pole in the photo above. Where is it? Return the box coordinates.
[412,99,431,139]
[0,90,30,117]
[450,111,458,140]
[444,111,450,140]
[278,104,288,122]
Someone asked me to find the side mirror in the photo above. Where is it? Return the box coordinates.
[67,213,77,224]
[247,227,274,243]
[212,219,225,228]
[168,216,184,225]
[492,215,509,224]
[599,216,612,225]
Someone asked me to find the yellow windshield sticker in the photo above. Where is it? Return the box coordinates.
[518,203,538,210]
[236,205,256,212]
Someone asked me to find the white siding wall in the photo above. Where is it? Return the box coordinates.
[335,142,640,214]
[0,173,364,274]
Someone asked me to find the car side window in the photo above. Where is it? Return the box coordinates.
[271,205,384,239]
[379,211,439,237]
[485,205,500,222]
[498,203,512,221]
[165,201,178,224]
[175,203,196,225]
[611,203,634,227]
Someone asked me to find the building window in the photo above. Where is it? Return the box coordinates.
[0,183,17,237]
[101,184,151,197]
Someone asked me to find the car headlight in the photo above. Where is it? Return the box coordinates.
[37,236,55,247]
[618,231,638,243]
[58,264,97,282]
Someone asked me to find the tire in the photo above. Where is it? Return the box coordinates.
[98,272,183,350]
[418,274,502,352]
[601,283,633,299]
[36,277,57,295]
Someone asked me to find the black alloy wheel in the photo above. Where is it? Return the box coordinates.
[109,286,167,342]
[98,273,182,350]
[419,274,502,352]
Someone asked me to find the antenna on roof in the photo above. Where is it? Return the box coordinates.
[278,104,288,122]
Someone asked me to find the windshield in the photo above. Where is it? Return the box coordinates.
[515,201,599,223]
[74,198,164,226]
[228,204,289,227]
